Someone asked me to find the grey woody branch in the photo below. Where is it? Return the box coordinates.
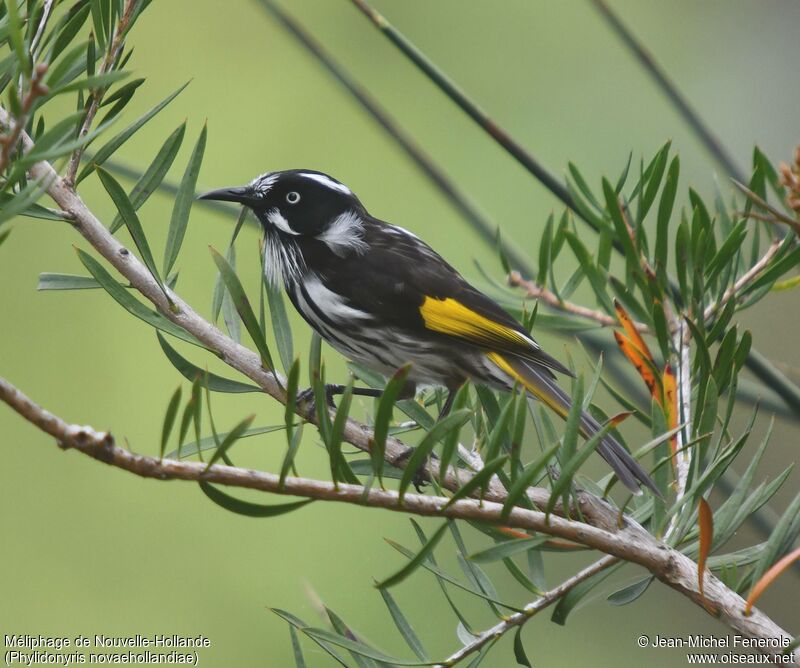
[437,554,619,666]
[0,106,796,663]
[0,375,795,663]
[64,0,140,185]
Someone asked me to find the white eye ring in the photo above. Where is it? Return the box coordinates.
[286,191,301,204]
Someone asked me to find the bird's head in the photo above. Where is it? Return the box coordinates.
[199,169,365,240]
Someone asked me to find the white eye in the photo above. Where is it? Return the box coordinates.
[286,191,301,204]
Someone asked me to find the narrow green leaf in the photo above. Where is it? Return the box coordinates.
[443,456,508,509]
[164,123,206,276]
[607,576,654,606]
[387,536,510,608]
[212,207,248,321]
[169,424,286,460]
[301,629,422,666]
[640,142,670,221]
[0,194,67,221]
[407,522,485,626]
[371,364,411,486]
[468,535,549,563]
[199,482,313,518]
[6,0,30,77]
[513,628,532,668]
[279,423,304,488]
[76,249,201,346]
[537,214,553,286]
[48,69,129,96]
[0,179,48,226]
[561,376,584,463]
[602,178,639,269]
[378,589,428,662]
[546,423,613,517]
[271,610,348,667]
[750,491,800,589]
[289,626,306,668]
[205,414,256,469]
[37,273,100,290]
[564,231,614,313]
[97,167,167,296]
[284,358,300,441]
[49,3,92,62]
[220,244,241,342]
[551,562,623,625]
[500,444,559,520]
[439,384,471,482]
[482,393,517,463]
[655,156,679,280]
[109,122,186,233]
[377,522,448,589]
[567,162,603,210]
[398,408,472,502]
[210,246,274,370]
[101,77,145,108]
[266,278,294,374]
[77,80,190,183]
[156,332,260,392]
[160,386,182,459]
[328,378,356,484]
[324,608,378,668]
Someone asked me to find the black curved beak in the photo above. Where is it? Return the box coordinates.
[197,186,260,207]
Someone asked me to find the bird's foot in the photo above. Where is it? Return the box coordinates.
[297,384,343,412]
[394,446,429,493]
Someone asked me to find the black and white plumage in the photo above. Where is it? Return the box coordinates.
[199,170,659,495]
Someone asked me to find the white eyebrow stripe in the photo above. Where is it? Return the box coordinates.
[299,172,352,194]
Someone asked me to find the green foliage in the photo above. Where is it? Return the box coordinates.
[4,3,798,665]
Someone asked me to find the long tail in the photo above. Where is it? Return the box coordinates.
[488,352,660,496]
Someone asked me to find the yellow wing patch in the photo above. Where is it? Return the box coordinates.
[420,296,534,351]
[486,352,568,419]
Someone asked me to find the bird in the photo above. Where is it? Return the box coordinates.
[199,169,659,496]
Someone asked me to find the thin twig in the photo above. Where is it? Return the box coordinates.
[732,179,800,234]
[507,270,646,331]
[437,555,619,666]
[0,64,49,174]
[667,321,692,536]
[64,0,139,185]
[30,0,55,61]
[589,0,746,183]
[0,374,794,662]
[702,239,783,325]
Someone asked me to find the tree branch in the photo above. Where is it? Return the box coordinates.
[507,270,647,331]
[702,239,783,325]
[0,374,795,663]
[64,0,139,185]
[0,105,796,663]
[437,555,619,666]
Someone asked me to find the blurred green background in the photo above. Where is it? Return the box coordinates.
[2,1,799,666]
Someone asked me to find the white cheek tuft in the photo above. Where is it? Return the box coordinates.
[267,207,299,235]
[317,210,368,256]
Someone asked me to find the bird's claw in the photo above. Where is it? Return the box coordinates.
[297,384,341,412]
